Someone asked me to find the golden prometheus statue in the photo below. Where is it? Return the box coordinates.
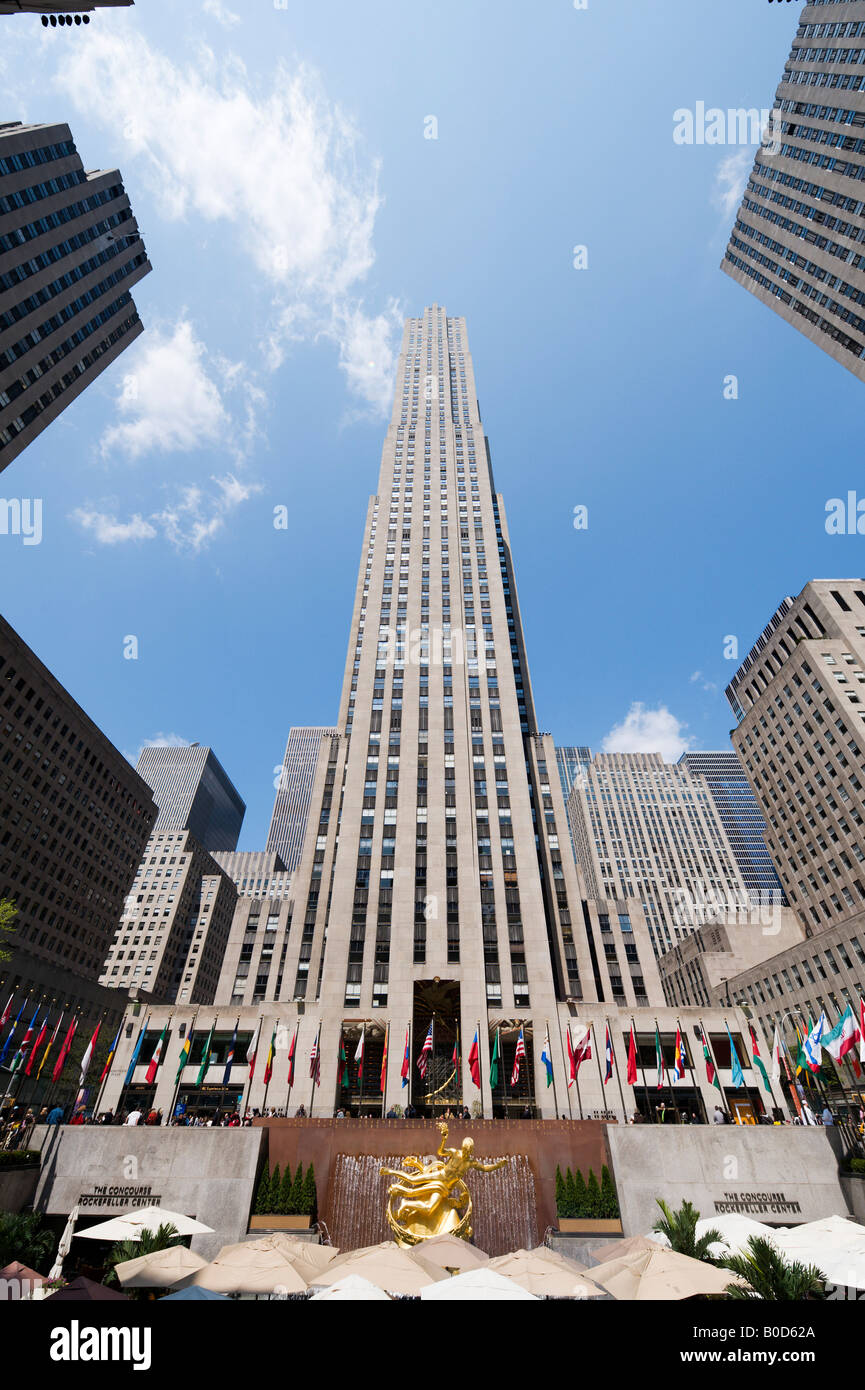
[380,1121,508,1245]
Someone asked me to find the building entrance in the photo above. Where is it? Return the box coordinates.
[411,980,462,1117]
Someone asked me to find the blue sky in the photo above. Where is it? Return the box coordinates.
[0,0,861,848]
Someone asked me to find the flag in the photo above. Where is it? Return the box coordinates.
[510,1028,526,1087]
[99,1020,123,1085]
[452,1025,460,1074]
[571,1025,592,1079]
[24,1016,49,1077]
[671,1026,685,1084]
[124,1014,150,1087]
[860,997,865,1065]
[37,1014,63,1081]
[489,1027,500,1089]
[380,1025,388,1093]
[727,1025,744,1089]
[309,1026,321,1086]
[354,1026,365,1079]
[400,1025,410,1088]
[654,1025,665,1090]
[10,1006,39,1073]
[541,1027,553,1088]
[804,1012,827,1072]
[79,1021,101,1087]
[174,1029,192,1086]
[627,1023,637,1086]
[339,1037,349,1087]
[749,1024,771,1093]
[246,1019,262,1079]
[0,994,12,1029]
[144,1022,166,1085]
[263,1027,276,1086]
[771,1025,781,1084]
[53,1017,77,1084]
[0,996,28,1065]
[287,1024,298,1088]
[823,1005,860,1063]
[604,1024,614,1085]
[222,1021,238,1085]
[468,1029,481,1088]
[195,1022,215,1087]
[417,1021,433,1079]
[696,1024,721,1090]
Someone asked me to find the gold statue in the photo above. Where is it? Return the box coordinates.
[380,1122,508,1245]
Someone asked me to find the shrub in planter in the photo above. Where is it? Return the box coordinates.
[600,1164,620,1218]
[278,1163,294,1214]
[269,1164,282,1214]
[586,1169,602,1218]
[301,1162,317,1218]
[0,1149,39,1169]
[288,1162,304,1215]
[253,1161,272,1216]
[850,1157,865,1176]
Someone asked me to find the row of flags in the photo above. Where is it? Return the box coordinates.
[0,994,105,1089]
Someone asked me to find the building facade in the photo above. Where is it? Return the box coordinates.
[266,727,336,873]
[721,0,865,385]
[0,121,150,471]
[136,744,245,853]
[678,750,785,903]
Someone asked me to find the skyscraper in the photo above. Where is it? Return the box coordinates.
[136,745,245,853]
[721,1,865,384]
[0,120,149,472]
[677,751,785,904]
[266,727,336,873]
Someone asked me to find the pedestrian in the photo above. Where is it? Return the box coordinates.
[295,1104,307,1117]
[713,1105,726,1125]
[46,1104,64,1126]
[821,1105,834,1126]
[126,1108,142,1126]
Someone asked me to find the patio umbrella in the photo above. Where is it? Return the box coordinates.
[771,1217,865,1290]
[217,1234,339,1278]
[695,1215,780,1258]
[48,1203,79,1280]
[407,1233,490,1273]
[525,1244,591,1275]
[0,1261,46,1299]
[586,1234,664,1264]
[774,1214,865,1251]
[310,1275,393,1301]
[45,1276,129,1301]
[186,1245,308,1295]
[420,1267,538,1300]
[310,1245,444,1296]
[589,1246,746,1301]
[161,1286,230,1301]
[489,1249,605,1298]
[114,1245,208,1288]
[75,1205,213,1241]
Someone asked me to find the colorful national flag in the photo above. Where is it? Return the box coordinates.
[246,1019,262,1079]
[510,1028,526,1088]
[860,997,865,1066]
[10,1006,39,1073]
[749,1024,771,1093]
[771,1025,782,1085]
[53,1016,78,1084]
[803,1013,827,1073]
[174,1029,192,1085]
[380,1025,388,1093]
[37,1013,63,1081]
[287,1024,298,1089]
[354,1026,365,1079]
[452,1025,460,1074]
[0,994,12,1030]
[671,1026,685,1084]
[627,1023,637,1086]
[309,1026,321,1086]
[541,1026,553,1089]
[417,1021,434,1079]
[99,1020,123,1085]
[400,1025,410,1088]
[822,1005,860,1063]
[604,1024,614,1085]
[79,1021,101,1087]
[123,1014,149,1086]
[696,1024,721,1090]
[489,1027,500,1089]
[144,1022,166,1085]
[0,996,28,1066]
[468,1028,481,1088]
[339,1037,349,1087]
[654,1025,665,1090]
[727,1024,744,1089]
[195,1022,215,1087]
[263,1027,276,1086]
[222,1020,238,1085]
[24,1016,49,1077]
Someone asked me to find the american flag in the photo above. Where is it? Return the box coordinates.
[511,1028,526,1087]
[417,1021,434,1079]
[309,1027,321,1086]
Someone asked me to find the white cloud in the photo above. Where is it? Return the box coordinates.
[713,148,751,220]
[53,32,396,414]
[202,0,240,29]
[71,509,157,545]
[689,669,718,694]
[100,319,235,461]
[601,703,693,762]
[141,733,192,749]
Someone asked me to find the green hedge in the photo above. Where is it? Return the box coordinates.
[849,1157,865,1176]
[555,1163,619,1218]
[252,1159,317,1216]
[0,1150,40,1170]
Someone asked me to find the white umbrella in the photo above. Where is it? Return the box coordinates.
[310,1275,392,1302]
[75,1206,213,1241]
[695,1214,780,1258]
[774,1215,865,1251]
[489,1249,605,1298]
[310,1245,442,1296]
[187,1246,308,1295]
[114,1245,208,1288]
[420,1267,538,1300]
[48,1204,79,1280]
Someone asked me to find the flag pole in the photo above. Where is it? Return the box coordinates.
[262,1022,274,1115]
[606,1016,628,1123]
[380,1022,389,1117]
[430,1012,435,1121]
[358,1026,365,1118]
[590,1021,606,1116]
[309,1020,321,1114]
[571,1023,584,1120]
[560,1022,574,1120]
[546,1019,560,1118]
[631,1014,650,1117]
[679,1017,701,1121]
[286,1021,297,1115]
[656,1016,680,1122]
[476,1018,484,1118]
[699,1016,731,1119]
[168,1008,199,1125]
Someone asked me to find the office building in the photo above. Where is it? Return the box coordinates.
[266,727,336,873]
[721,1,865,384]
[678,750,785,903]
[136,744,245,853]
[0,121,149,471]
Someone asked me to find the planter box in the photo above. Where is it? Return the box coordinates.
[248,1215,310,1231]
[557,1218,622,1235]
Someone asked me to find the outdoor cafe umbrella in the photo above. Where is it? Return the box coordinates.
[114,1245,208,1289]
[695,1214,780,1259]
[589,1246,746,1301]
[310,1244,445,1296]
[771,1215,865,1290]
[45,1275,129,1302]
[0,1261,46,1298]
[587,1234,663,1265]
[216,1234,340,1279]
[161,1286,230,1302]
[406,1232,490,1273]
[489,1248,605,1298]
[420,1267,538,1300]
[48,1203,79,1280]
[310,1275,393,1301]
[75,1206,213,1241]
[185,1245,308,1295]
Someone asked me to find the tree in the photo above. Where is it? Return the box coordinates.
[555,1165,567,1217]
[288,1162,304,1214]
[572,1169,588,1218]
[600,1164,619,1219]
[586,1169,602,1218]
[278,1163,294,1215]
[253,1161,272,1216]
[301,1163,317,1217]
[0,898,17,964]
[268,1164,281,1216]
[722,1236,827,1301]
[104,1223,180,1290]
[652,1199,723,1262]
[0,1211,55,1271]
